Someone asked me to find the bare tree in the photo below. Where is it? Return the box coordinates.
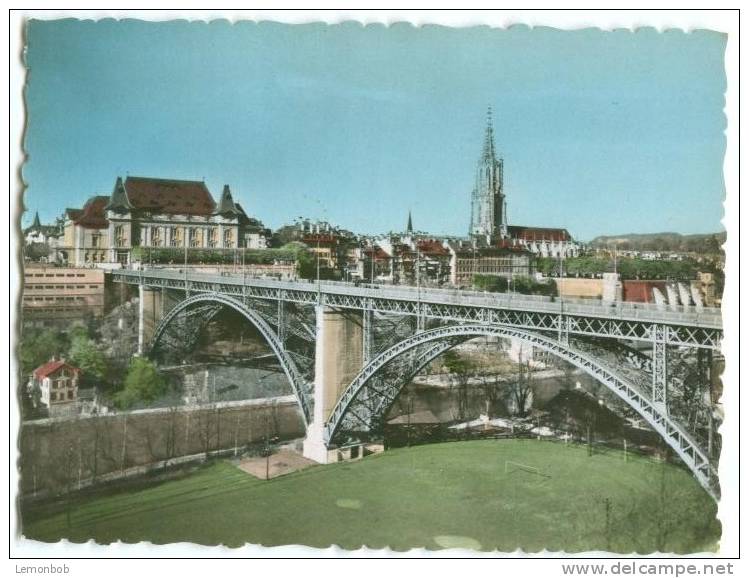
[505,358,533,418]
[442,350,474,422]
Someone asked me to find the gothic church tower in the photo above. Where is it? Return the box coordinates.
[470,108,507,239]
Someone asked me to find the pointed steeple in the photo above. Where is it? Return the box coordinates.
[482,106,496,161]
[406,210,413,234]
[31,211,41,229]
[106,176,133,211]
[216,184,240,216]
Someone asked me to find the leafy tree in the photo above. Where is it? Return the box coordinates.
[473,274,509,293]
[114,357,167,409]
[24,242,51,262]
[19,329,66,374]
[69,335,108,383]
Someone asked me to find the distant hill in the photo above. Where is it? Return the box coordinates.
[588,231,725,253]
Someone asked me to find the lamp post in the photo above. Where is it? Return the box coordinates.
[184,233,188,291]
[316,234,321,298]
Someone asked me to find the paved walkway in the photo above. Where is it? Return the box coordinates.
[237,449,317,480]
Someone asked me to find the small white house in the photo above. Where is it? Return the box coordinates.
[28,358,81,410]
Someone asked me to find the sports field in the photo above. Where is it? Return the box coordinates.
[21,440,719,553]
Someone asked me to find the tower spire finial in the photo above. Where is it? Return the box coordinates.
[406,210,413,235]
[482,105,496,160]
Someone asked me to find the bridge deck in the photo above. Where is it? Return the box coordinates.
[111,268,722,331]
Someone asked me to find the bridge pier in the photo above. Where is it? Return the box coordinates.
[303,305,364,463]
[137,285,163,355]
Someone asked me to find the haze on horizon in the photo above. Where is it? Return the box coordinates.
[22,20,727,241]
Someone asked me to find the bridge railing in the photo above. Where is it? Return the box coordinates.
[110,268,722,329]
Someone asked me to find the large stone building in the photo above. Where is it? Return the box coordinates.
[62,176,269,266]
[22,265,106,328]
[446,240,533,286]
[468,110,580,259]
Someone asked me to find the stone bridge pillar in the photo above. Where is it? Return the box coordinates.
[303,305,364,463]
[137,285,163,355]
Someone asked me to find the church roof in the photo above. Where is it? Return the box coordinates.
[508,225,573,242]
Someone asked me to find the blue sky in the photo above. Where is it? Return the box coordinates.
[22,19,726,241]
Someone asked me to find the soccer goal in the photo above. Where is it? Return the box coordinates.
[504,460,552,479]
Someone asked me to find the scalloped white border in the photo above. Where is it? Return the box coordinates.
[6,6,741,566]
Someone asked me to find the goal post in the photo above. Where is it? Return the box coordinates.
[504,460,551,479]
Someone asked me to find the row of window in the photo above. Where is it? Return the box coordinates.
[23,296,88,302]
[148,226,235,248]
[23,307,94,314]
[25,284,99,290]
[25,273,86,278]
[49,390,75,402]
[84,251,108,263]
[50,377,72,389]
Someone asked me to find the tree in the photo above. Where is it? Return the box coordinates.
[69,335,108,383]
[472,274,508,293]
[24,242,51,262]
[505,358,534,417]
[114,357,167,409]
[442,350,474,421]
[19,329,66,374]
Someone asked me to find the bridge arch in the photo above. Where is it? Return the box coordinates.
[149,292,311,424]
[324,324,715,497]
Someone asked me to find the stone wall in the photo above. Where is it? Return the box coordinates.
[18,397,306,498]
[555,277,604,300]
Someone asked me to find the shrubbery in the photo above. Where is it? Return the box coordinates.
[472,274,557,297]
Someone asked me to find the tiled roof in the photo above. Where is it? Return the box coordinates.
[508,226,572,242]
[123,176,216,216]
[622,280,667,303]
[417,240,450,256]
[65,208,83,221]
[74,196,110,229]
[363,246,389,260]
[33,360,79,379]
[216,185,240,216]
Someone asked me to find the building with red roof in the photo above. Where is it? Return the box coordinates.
[28,358,80,411]
[62,176,269,266]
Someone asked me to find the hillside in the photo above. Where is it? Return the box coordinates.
[589,231,725,253]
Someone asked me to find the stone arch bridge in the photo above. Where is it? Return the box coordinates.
[110,269,723,498]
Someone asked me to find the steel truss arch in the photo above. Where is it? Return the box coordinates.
[149,292,311,424]
[324,324,716,498]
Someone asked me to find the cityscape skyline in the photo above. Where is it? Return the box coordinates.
[22,20,727,240]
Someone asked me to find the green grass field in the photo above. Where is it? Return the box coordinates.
[21,440,719,553]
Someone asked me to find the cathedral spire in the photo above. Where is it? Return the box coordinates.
[482,106,496,161]
[31,211,41,229]
[406,210,413,235]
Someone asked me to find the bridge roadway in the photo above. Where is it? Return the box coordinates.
[110,268,722,349]
[111,267,723,497]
